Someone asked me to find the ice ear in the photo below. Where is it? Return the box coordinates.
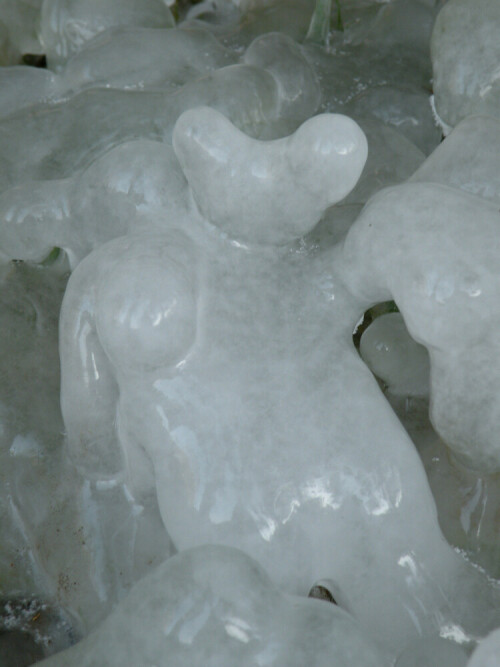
[173,106,367,244]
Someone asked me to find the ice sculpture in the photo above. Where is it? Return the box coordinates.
[0,141,190,267]
[39,0,175,69]
[35,545,390,667]
[431,0,500,127]
[59,107,500,656]
[341,182,500,473]
[172,107,367,242]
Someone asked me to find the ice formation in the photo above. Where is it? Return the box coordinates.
[468,628,500,667]
[0,0,498,665]
[39,0,175,68]
[341,182,500,473]
[359,312,430,397]
[36,545,390,666]
[58,104,500,657]
[431,0,500,127]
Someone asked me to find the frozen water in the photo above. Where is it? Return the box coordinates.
[40,0,175,69]
[341,182,500,473]
[0,26,237,120]
[0,0,499,664]
[343,85,442,155]
[468,628,500,667]
[35,545,390,667]
[59,26,236,95]
[395,635,468,667]
[0,259,172,634]
[59,110,500,654]
[411,115,500,204]
[344,119,424,205]
[0,140,190,267]
[0,43,320,191]
[172,107,367,243]
[360,312,430,397]
[431,0,500,126]
[243,32,321,123]
[0,0,44,64]
[0,67,57,119]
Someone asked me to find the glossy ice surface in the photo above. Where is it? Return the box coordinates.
[58,107,500,657]
[0,0,499,665]
[40,0,175,68]
[342,182,500,473]
[431,0,500,127]
[36,545,391,667]
[359,312,430,397]
[468,628,500,667]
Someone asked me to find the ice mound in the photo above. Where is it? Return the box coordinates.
[411,115,500,203]
[0,37,320,192]
[431,0,500,126]
[342,182,500,473]
[172,106,367,243]
[35,545,390,667]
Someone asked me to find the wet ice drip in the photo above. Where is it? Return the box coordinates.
[0,0,498,666]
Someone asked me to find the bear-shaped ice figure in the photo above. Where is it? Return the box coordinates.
[60,107,500,656]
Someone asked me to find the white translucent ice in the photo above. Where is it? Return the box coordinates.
[172,107,367,243]
[341,182,500,473]
[0,140,190,267]
[431,0,500,126]
[394,635,468,667]
[0,67,58,120]
[411,115,500,204]
[40,0,175,68]
[360,312,430,397]
[0,26,236,120]
[344,119,424,206]
[344,84,442,155]
[0,40,320,191]
[60,109,500,656]
[242,32,321,123]
[59,26,236,95]
[468,628,500,667]
[0,103,358,266]
[0,0,44,64]
[35,545,390,667]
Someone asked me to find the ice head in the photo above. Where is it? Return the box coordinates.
[173,106,367,244]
